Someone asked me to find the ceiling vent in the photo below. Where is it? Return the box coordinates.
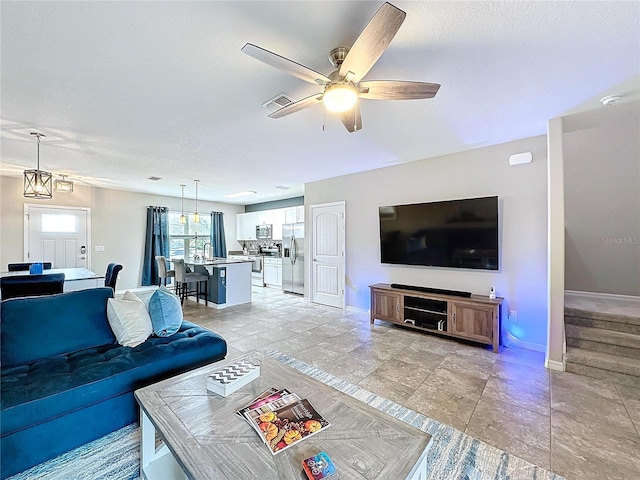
[147,176,162,181]
[263,93,294,111]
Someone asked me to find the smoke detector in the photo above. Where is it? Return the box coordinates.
[600,95,622,106]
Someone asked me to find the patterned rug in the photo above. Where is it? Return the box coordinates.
[8,350,564,480]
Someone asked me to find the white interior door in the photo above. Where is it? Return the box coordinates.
[25,205,90,268]
[310,201,345,308]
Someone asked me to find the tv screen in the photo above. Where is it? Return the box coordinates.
[379,196,499,270]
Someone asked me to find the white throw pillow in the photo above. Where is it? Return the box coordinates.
[107,290,153,347]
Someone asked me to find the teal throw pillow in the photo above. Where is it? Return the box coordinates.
[148,286,183,337]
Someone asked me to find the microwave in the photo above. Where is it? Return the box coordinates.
[256,224,272,239]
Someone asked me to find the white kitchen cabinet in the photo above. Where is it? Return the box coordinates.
[272,209,286,240]
[263,257,282,287]
[284,206,304,224]
[236,212,257,240]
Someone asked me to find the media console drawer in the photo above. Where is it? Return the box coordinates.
[369,283,503,352]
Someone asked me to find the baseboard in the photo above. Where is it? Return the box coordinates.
[502,330,546,352]
[565,290,640,302]
[545,358,565,371]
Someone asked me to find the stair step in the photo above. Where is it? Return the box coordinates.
[564,315,640,335]
[565,362,640,388]
[566,337,640,359]
[565,347,640,379]
[565,324,640,349]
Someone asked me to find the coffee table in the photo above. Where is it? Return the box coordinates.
[135,354,432,479]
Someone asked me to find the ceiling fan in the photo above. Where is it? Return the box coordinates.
[242,2,440,133]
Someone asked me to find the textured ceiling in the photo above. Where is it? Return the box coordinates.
[1,1,639,204]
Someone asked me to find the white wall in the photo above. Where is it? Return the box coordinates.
[0,176,244,289]
[563,106,640,296]
[305,134,549,349]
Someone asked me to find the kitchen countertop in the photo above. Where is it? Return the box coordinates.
[185,258,252,266]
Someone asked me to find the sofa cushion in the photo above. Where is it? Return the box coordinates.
[148,286,183,337]
[107,291,152,347]
[1,321,226,436]
[1,288,115,368]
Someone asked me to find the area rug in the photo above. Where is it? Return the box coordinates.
[8,350,565,480]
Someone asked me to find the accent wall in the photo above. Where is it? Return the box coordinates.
[305,134,549,349]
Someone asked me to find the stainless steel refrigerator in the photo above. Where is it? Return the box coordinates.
[282,222,304,294]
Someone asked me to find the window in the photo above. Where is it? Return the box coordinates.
[168,212,211,260]
[41,214,76,233]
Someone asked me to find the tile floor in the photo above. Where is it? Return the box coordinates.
[183,287,640,480]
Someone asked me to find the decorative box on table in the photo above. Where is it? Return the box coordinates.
[206,356,260,397]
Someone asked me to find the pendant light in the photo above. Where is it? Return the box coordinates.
[179,184,186,224]
[193,179,200,223]
[24,133,52,199]
[54,174,74,193]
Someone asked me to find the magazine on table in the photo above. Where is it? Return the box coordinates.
[235,388,293,419]
[243,395,331,455]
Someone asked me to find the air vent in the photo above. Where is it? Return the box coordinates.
[263,93,294,111]
[275,185,291,190]
[147,176,162,181]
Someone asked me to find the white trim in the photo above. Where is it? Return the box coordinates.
[502,330,546,352]
[565,290,640,302]
[23,203,92,268]
[309,201,346,310]
[545,359,565,371]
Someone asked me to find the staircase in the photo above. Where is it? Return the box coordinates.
[564,292,640,388]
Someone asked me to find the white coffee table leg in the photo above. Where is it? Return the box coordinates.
[140,407,188,480]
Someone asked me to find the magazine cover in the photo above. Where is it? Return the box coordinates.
[235,388,292,419]
[244,398,331,455]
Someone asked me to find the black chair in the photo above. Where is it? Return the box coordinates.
[0,273,65,300]
[104,263,123,290]
[8,262,53,272]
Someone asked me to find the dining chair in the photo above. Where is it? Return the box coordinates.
[155,256,175,288]
[0,273,65,300]
[104,263,123,290]
[7,262,53,272]
[172,259,208,306]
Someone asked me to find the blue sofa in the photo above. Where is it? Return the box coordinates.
[0,287,227,479]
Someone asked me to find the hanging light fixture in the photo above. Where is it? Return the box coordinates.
[179,184,186,224]
[54,174,74,193]
[24,132,52,199]
[193,179,200,223]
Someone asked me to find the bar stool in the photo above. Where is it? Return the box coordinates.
[173,259,208,306]
[155,256,175,288]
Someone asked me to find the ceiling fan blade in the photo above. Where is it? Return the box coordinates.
[242,43,331,85]
[358,80,441,100]
[268,93,324,119]
[339,104,363,133]
[339,3,406,83]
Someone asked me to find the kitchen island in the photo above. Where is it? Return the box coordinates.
[185,258,252,308]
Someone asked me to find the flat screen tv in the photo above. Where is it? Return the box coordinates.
[379,196,499,270]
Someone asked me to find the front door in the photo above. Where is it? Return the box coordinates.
[25,205,90,268]
[310,201,345,308]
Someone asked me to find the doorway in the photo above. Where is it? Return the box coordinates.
[309,201,345,308]
[24,205,91,268]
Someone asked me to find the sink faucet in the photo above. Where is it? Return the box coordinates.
[202,242,212,260]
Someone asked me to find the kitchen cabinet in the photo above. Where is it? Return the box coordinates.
[236,212,257,240]
[263,257,282,287]
[284,206,304,224]
[272,209,285,240]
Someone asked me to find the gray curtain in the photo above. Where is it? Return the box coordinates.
[210,212,227,258]
[142,206,169,286]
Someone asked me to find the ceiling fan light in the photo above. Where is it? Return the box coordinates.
[323,83,358,113]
